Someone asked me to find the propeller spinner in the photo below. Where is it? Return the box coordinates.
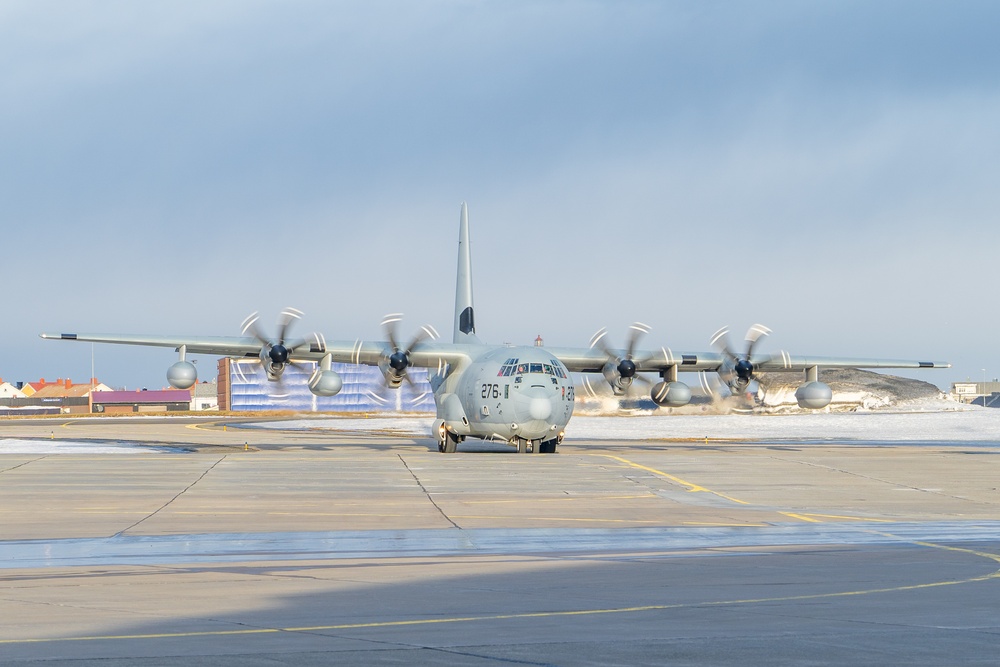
[590,322,652,395]
[379,313,439,388]
[710,323,772,395]
[241,307,311,382]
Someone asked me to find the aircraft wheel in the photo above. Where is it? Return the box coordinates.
[539,440,558,454]
[442,431,459,454]
[516,439,527,454]
[531,439,543,454]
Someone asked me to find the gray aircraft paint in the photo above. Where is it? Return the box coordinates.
[41,204,950,454]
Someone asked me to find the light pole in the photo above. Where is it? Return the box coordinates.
[983,368,987,407]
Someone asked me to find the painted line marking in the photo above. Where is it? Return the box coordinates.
[2,537,996,646]
[801,513,895,523]
[593,454,749,505]
[682,522,769,527]
[462,494,657,505]
[450,516,664,524]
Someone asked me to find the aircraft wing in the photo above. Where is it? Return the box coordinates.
[750,354,950,371]
[546,346,723,373]
[38,333,472,368]
[546,346,950,374]
[40,333,266,358]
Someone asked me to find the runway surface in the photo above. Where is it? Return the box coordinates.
[1,415,998,665]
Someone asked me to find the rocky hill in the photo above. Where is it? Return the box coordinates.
[575,368,953,414]
[756,368,946,412]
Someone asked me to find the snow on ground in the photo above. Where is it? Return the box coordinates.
[248,403,1000,444]
[0,439,173,454]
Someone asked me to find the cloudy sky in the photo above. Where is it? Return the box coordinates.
[3,1,997,391]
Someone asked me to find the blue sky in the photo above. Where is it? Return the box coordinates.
[3,1,997,390]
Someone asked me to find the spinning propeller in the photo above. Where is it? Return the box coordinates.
[588,322,652,395]
[367,314,438,408]
[709,323,773,395]
[381,313,439,384]
[240,307,315,385]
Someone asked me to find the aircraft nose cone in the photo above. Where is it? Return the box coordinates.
[528,396,552,421]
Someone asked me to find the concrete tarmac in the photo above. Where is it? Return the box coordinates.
[1,416,998,665]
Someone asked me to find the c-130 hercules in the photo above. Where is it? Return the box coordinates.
[43,204,949,454]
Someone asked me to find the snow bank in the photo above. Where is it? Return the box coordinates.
[249,405,1000,444]
[0,439,173,454]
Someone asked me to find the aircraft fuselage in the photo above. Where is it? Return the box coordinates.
[432,345,574,451]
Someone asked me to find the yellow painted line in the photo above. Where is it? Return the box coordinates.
[682,522,769,527]
[874,534,1000,566]
[450,515,663,524]
[802,513,895,523]
[165,511,420,518]
[594,455,749,505]
[3,537,996,646]
[462,494,657,505]
[779,512,822,523]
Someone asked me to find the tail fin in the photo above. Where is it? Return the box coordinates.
[453,202,480,344]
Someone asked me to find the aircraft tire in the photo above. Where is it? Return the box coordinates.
[539,440,558,454]
[442,431,459,454]
[517,439,527,454]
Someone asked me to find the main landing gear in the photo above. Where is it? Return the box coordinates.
[438,429,461,453]
[515,438,558,454]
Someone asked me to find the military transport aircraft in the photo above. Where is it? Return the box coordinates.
[42,203,949,454]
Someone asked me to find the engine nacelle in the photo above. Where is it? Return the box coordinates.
[795,381,832,409]
[308,369,343,397]
[651,381,692,407]
[166,361,197,389]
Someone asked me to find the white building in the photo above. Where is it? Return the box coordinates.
[0,381,26,399]
[952,380,1000,405]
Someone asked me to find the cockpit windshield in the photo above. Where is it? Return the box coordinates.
[497,358,568,378]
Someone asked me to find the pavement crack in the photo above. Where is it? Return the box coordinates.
[397,453,462,529]
[0,455,48,473]
[428,646,558,666]
[113,456,228,537]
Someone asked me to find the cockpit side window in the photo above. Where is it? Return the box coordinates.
[498,358,520,376]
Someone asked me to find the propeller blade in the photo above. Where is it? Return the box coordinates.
[381,313,404,352]
[625,322,652,360]
[241,312,267,345]
[405,324,440,355]
[379,315,439,385]
[710,326,738,363]
[699,371,724,400]
[744,323,771,360]
[275,307,303,346]
[589,327,614,358]
[590,323,653,392]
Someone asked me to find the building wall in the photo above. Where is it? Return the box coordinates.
[0,383,26,399]
[223,359,435,412]
[952,381,1000,403]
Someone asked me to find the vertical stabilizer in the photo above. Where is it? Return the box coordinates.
[453,202,480,344]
